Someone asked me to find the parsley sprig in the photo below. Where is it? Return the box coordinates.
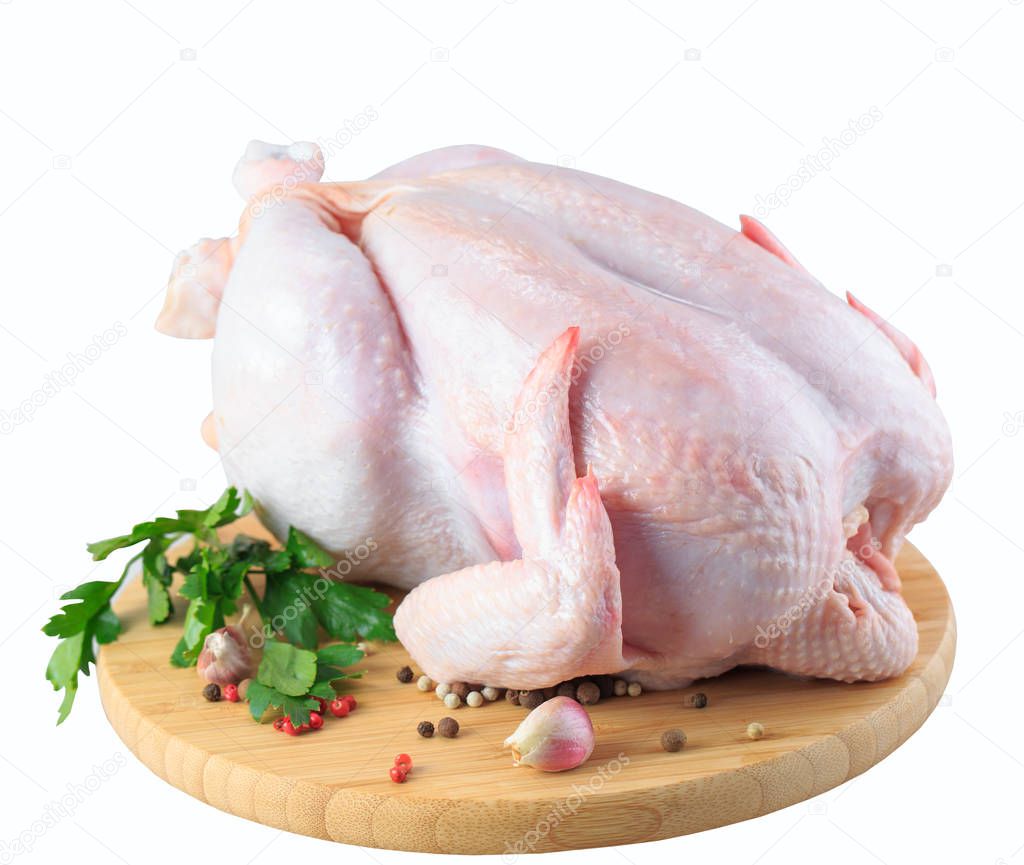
[44,487,394,724]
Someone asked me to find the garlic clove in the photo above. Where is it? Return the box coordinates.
[503,696,595,772]
[197,626,252,685]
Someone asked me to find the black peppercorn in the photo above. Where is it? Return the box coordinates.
[202,683,221,702]
[691,692,708,709]
[417,720,435,738]
[397,665,414,684]
[438,716,459,738]
[505,688,520,706]
[593,675,615,699]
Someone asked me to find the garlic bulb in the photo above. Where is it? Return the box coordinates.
[197,626,252,685]
[503,696,595,772]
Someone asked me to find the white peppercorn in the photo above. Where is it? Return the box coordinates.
[435,682,452,699]
[613,678,628,697]
[466,690,484,708]
[481,686,500,702]
[417,675,434,692]
[627,682,642,697]
[444,692,462,709]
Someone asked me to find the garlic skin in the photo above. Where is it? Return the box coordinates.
[503,696,595,772]
[197,626,252,685]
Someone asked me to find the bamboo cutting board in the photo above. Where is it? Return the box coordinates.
[97,516,955,854]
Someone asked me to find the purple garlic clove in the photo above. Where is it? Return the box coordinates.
[197,626,252,685]
[503,696,595,771]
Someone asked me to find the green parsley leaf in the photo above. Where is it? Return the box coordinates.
[314,582,396,643]
[86,487,252,560]
[285,527,335,569]
[258,639,317,696]
[245,680,319,726]
[262,570,320,649]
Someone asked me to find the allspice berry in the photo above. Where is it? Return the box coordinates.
[556,681,578,700]
[237,678,252,700]
[505,688,521,706]
[202,683,221,702]
[397,665,414,684]
[520,690,546,710]
[438,716,460,738]
[451,681,471,700]
[417,720,435,738]
[661,729,687,752]
[576,681,601,705]
[691,692,708,709]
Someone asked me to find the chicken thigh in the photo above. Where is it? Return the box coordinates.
[158,141,953,690]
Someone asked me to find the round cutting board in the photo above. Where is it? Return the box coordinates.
[97,517,955,854]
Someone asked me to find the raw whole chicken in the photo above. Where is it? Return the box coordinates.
[158,141,953,690]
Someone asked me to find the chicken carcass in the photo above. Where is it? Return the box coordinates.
[158,141,953,690]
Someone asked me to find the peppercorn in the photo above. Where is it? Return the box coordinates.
[556,681,578,700]
[593,675,615,699]
[237,678,252,700]
[202,683,221,702]
[627,682,642,697]
[661,729,687,752]
[613,678,628,697]
[438,716,459,738]
[417,720,435,738]
[747,722,765,740]
[444,692,462,710]
[520,689,546,710]
[691,692,708,709]
[505,688,521,706]
[435,682,452,700]
[481,686,501,702]
[451,681,471,700]
[222,683,239,703]
[397,665,414,684]
[466,691,484,708]
[417,675,434,692]
[576,681,601,705]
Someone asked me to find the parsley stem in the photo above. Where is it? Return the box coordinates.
[243,575,265,618]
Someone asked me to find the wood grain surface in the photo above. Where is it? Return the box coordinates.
[97,517,955,854]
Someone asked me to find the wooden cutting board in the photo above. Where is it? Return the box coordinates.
[97,516,955,854]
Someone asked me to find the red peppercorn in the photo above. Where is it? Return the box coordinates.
[389,766,407,783]
[341,695,357,711]
[273,717,285,731]
[309,711,324,730]
[394,753,413,773]
[329,698,349,718]
[222,683,239,703]
[281,718,298,736]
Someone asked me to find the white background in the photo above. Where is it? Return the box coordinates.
[2,1,1022,863]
